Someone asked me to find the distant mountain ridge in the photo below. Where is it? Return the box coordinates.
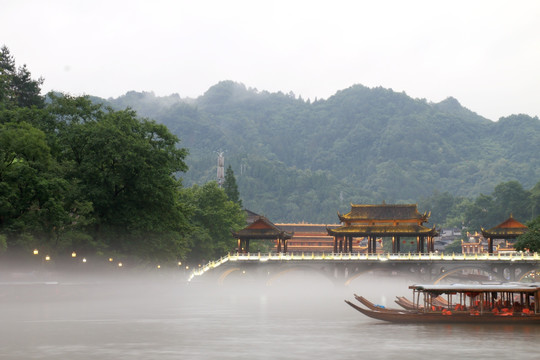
[104,81,540,223]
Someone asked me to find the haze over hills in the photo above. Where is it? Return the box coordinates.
[103,81,540,223]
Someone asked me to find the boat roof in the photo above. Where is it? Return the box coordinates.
[409,283,540,293]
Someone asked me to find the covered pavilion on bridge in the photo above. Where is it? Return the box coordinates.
[481,214,528,254]
[327,203,438,254]
[231,215,293,253]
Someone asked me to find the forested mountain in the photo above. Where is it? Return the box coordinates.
[106,81,540,223]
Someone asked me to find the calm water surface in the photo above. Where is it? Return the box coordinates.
[0,272,538,359]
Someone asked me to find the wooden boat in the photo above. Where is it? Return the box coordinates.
[346,283,540,324]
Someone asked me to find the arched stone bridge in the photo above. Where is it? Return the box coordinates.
[189,252,540,286]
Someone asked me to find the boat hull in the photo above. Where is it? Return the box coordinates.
[345,300,540,324]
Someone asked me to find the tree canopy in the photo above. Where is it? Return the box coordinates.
[514,216,540,253]
[224,165,242,207]
[0,46,245,263]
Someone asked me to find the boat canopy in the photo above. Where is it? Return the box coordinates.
[409,283,540,294]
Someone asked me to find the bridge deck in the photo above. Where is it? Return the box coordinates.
[189,252,540,282]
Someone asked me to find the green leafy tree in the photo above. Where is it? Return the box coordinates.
[0,45,44,109]
[52,95,190,259]
[223,165,242,207]
[514,216,540,252]
[444,239,463,254]
[463,194,495,231]
[419,191,458,226]
[529,180,540,219]
[182,181,245,261]
[492,180,531,221]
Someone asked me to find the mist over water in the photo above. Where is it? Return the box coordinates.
[1,269,539,360]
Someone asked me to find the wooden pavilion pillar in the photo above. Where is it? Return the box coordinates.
[333,236,338,253]
[349,236,353,253]
[392,236,396,253]
[488,237,493,254]
[396,236,401,253]
[276,238,282,253]
[283,238,288,253]
[367,236,372,253]
[343,236,348,252]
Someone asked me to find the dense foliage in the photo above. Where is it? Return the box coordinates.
[418,180,540,229]
[514,216,540,252]
[107,81,540,227]
[0,47,245,263]
[223,165,242,207]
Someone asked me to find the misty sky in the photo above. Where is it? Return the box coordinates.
[2,0,540,121]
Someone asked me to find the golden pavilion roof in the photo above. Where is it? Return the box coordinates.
[338,203,429,223]
[327,224,438,237]
[481,215,528,239]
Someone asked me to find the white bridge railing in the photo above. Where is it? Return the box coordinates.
[188,251,540,282]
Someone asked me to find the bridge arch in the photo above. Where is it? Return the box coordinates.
[433,266,505,284]
[218,268,242,284]
[265,265,335,287]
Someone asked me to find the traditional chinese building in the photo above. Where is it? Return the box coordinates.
[461,231,486,254]
[327,203,438,253]
[276,223,341,253]
[481,215,528,254]
[231,215,293,253]
[461,239,485,254]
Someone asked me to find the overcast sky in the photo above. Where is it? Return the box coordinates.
[2,0,539,121]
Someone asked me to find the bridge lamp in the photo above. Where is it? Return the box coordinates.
[109,258,113,262]
[157,265,161,269]
[72,251,77,258]
[186,266,189,270]
[118,262,123,267]
[178,261,182,266]
[45,255,50,261]
[33,249,39,255]
[82,258,87,263]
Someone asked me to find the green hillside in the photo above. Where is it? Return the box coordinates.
[107,81,540,223]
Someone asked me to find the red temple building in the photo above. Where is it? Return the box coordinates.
[481,215,529,254]
[276,223,340,253]
[231,215,293,253]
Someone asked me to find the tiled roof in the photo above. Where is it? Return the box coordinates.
[339,203,428,222]
[481,215,528,239]
[327,224,438,236]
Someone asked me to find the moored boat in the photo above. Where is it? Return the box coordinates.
[346,283,540,324]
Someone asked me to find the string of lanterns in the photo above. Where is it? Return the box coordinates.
[31,248,192,270]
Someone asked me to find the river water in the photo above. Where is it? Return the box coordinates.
[0,270,538,360]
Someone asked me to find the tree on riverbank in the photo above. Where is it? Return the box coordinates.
[514,216,540,252]
[1,45,245,263]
